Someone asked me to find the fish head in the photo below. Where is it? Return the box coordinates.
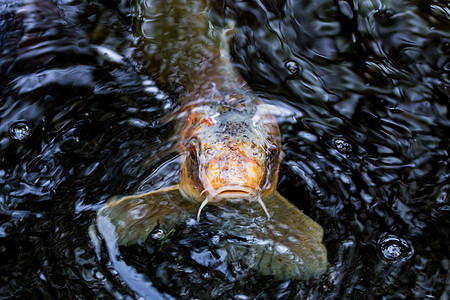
[180,103,281,203]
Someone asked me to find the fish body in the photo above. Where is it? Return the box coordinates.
[94,0,327,283]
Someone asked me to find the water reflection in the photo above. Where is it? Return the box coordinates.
[0,0,448,298]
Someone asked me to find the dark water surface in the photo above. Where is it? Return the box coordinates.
[1,0,449,298]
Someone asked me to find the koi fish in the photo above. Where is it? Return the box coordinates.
[95,0,327,281]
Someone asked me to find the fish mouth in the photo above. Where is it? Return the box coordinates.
[212,185,256,200]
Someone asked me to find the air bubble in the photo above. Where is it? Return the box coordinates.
[151,228,165,240]
[9,121,32,141]
[379,234,413,261]
[285,60,299,77]
[95,271,104,280]
[333,138,352,153]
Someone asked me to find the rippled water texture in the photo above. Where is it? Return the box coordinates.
[1,0,449,298]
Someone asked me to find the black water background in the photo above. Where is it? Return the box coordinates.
[0,0,449,298]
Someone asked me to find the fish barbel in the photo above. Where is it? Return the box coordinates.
[94,0,327,281]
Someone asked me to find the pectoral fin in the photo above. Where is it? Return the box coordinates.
[96,185,197,247]
[263,191,327,279]
[222,191,327,280]
[267,191,325,244]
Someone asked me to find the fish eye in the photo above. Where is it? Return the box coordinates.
[268,148,278,162]
[189,145,198,160]
[186,137,200,163]
[265,139,278,163]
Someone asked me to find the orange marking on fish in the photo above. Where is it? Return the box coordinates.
[201,117,215,126]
